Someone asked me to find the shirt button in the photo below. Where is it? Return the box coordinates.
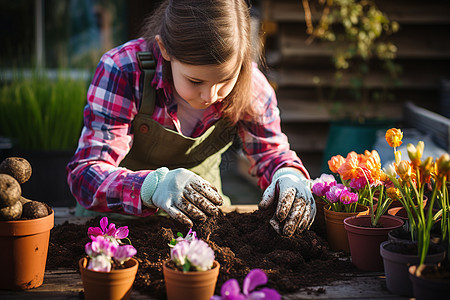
[139,124,149,133]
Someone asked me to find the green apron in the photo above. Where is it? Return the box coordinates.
[76,51,237,218]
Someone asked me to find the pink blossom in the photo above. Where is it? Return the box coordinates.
[87,217,129,241]
[326,184,347,203]
[339,190,358,205]
[312,174,337,197]
[87,254,112,272]
[187,239,215,271]
[114,245,137,264]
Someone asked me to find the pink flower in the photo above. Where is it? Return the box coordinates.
[326,184,347,203]
[86,235,118,258]
[87,217,129,240]
[169,229,215,272]
[84,218,136,272]
[187,239,215,271]
[339,190,358,205]
[114,245,137,264]
[87,254,112,272]
[312,174,337,197]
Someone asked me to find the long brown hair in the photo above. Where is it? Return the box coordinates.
[141,0,256,124]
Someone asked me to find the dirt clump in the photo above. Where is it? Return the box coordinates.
[47,204,356,299]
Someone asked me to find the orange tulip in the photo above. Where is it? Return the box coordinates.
[328,155,345,173]
[337,152,359,180]
[385,128,403,148]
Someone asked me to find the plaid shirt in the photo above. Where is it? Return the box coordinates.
[67,38,308,216]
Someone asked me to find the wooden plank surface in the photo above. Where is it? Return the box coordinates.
[0,269,409,299]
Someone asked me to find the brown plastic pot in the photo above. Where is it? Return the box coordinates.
[344,215,404,271]
[323,204,369,253]
[163,260,220,300]
[79,256,139,300]
[409,264,450,299]
[380,241,445,297]
[0,210,54,290]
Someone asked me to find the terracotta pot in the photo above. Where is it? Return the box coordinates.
[409,264,450,299]
[163,260,220,300]
[380,241,445,297]
[323,204,369,253]
[343,215,404,271]
[79,257,139,300]
[388,196,428,209]
[0,210,54,290]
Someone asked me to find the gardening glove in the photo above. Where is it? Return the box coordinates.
[141,167,223,227]
[259,167,316,237]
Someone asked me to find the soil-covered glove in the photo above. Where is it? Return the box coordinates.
[259,167,316,237]
[141,167,223,227]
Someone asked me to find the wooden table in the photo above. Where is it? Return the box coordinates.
[0,206,411,299]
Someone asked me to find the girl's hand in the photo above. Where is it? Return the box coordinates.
[141,167,223,227]
[259,168,316,237]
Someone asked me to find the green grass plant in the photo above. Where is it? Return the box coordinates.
[0,71,88,151]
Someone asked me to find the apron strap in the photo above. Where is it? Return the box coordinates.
[136,51,156,115]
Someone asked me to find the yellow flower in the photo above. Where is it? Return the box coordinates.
[385,128,403,148]
[419,157,434,185]
[387,186,401,201]
[407,141,424,167]
[435,153,450,188]
[396,160,412,182]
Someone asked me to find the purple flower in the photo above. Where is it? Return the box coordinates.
[211,269,280,300]
[339,190,358,205]
[87,217,129,241]
[326,184,347,203]
[312,174,337,197]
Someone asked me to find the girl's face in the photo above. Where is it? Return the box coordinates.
[169,58,240,109]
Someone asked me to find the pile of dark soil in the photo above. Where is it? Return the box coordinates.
[47,206,356,299]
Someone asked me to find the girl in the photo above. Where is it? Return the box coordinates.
[67,0,315,237]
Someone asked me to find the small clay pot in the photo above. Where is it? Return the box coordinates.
[323,204,369,253]
[0,210,54,290]
[79,257,139,300]
[163,260,220,300]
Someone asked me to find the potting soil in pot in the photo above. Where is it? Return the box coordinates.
[47,205,356,299]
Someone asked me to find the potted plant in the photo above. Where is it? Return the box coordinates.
[301,0,401,173]
[0,71,88,207]
[79,217,138,300]
[311,173,369,253]
[163,229,220,300]
[322,145,403,271]
[380,128,448,296]
[211,268,280,300]
[0,156,54,290]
